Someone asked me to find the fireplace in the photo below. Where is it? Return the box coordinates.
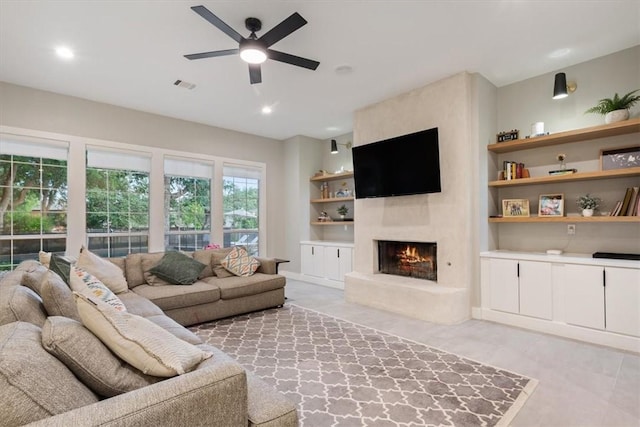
[378,240,437,281]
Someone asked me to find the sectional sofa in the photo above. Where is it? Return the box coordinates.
[0,248,296,426]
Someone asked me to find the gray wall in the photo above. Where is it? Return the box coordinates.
[0,81,287,258]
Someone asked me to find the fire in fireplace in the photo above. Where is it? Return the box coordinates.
[378,240,437,281]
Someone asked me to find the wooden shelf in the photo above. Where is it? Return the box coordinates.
[489,216,640,223]
[311,221,354,226]
[489,167,640,187]
[487,118,640,154]
[310,197,354,203]
[310,171,354,182]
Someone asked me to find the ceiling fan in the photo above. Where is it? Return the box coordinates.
[184,5,320,84]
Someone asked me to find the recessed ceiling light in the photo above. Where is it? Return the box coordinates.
[55,46,74,59]
[261,106,272,115]
[549,48,571,59]
[326,126,340,131]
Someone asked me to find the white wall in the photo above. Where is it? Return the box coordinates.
[494,46,640,254]
[0,81,287,257]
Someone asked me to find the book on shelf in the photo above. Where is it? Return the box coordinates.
[610,201,622,216]
[619,187,634,216]
[628,186,639,216]
[548,168,577,176]
[502,161,525,180]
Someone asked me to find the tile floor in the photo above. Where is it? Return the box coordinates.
[284,279,640,427]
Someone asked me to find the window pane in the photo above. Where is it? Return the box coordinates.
[223,169,260,255]
[164,174,211,251]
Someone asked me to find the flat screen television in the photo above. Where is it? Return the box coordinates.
[352,127,441,199]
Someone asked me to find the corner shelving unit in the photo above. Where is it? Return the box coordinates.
[488,118,640,224]
[310,171,355,227]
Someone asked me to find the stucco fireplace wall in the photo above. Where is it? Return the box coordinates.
[345,72,477,324]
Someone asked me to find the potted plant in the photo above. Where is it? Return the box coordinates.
[576,194,600,217]
[585,89,640,124]
[337,204,349,220]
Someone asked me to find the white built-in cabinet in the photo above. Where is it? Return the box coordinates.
[564,264,640,336]
[300,241,353,285]
[489,259,552,320]
[480,251,640,352]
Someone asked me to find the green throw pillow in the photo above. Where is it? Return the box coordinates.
[49,254,72,285]
[148,252,205,285]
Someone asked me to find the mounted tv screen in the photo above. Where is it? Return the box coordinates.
[352,127,441,199]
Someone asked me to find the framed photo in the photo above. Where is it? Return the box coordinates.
[600,145,640,171]
[502,199,530,217]
[538,193,564,217]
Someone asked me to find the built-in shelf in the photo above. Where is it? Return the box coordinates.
[487,118,640,154]
[310,171,354,182]
[310,196,355,203]
[489,216,640,223]
[489,167,640,187]
[310,221,354,226]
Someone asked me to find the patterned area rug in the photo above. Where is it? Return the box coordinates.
[190,305,537,427]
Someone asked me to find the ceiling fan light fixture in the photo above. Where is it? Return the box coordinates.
[240,39,267,64]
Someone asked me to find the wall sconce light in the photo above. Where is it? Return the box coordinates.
[330,139,352,154]
[553,72,577,99]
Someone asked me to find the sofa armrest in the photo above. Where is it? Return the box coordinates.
[255,258,277,275]
[27,362,248,427]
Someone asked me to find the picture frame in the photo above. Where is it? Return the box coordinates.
[538,193,564,217]
[502,199,530,217]
[600,145,640,171]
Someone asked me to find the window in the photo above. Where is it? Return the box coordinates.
[164,158,212,252]
[86,148,150,257]
[223,164,261,256]
[0,135,68,270]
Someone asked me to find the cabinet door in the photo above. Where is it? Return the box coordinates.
[605,267,640,337]
[324,246,341,280]
[519,261,552,320]
[563,264,605,330]
[301,245,324,277]
[489,259,519,314]
[338,247,353,280]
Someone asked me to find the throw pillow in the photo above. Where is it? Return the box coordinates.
[0,322,98,426]
[49,254,72,285]
[41,316,160,397]
[148,252,205,285]
[221,246,260,277]
[75,293,212,377]
[38,250,51,268]
[76,246,128,294]
[40,270,81,321]
[141,253,173,286]
[69,266,126,312]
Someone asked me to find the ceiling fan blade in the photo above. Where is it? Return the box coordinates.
[191,5,244,43]
[184,48,239,60]
[249,64,262,84]
[259,12,307,47]
[267,49,320,70]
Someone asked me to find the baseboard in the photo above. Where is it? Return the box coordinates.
[479,307,640,353]
[471,306,483,319]
[279,271,345,290]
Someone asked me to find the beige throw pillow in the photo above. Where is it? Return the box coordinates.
[75,293,212,377]
[76,246,128,294]
[221,246,260,277]
[70,266,127,312]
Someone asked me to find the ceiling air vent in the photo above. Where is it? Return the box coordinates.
[174,79,196,90]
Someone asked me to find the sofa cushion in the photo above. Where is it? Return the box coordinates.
[192,249,219,279]
[206,273,286,300]
[141,253,172,286]
[211,247,235,278]
[125,252,147,288]
[118,291,164,317]
[41,316,160,397]
[221,246,260,277]
[0,285,47,328]
[75,293,212,377]
[145,314,203,345]
[77,246,128,294]
[148,252,205,285]
[0,321,98,426]
[70,266,126,312]
[20,264,49,295]
[132,281,221,311]
[38,270,80,321]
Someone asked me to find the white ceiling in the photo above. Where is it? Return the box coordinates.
[1,1,639,141]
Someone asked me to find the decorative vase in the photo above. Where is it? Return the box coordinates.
[582,208,594,217]
[604,109,630,124]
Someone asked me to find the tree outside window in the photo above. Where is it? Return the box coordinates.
[164,176,211,251]
[223,174,259,255]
